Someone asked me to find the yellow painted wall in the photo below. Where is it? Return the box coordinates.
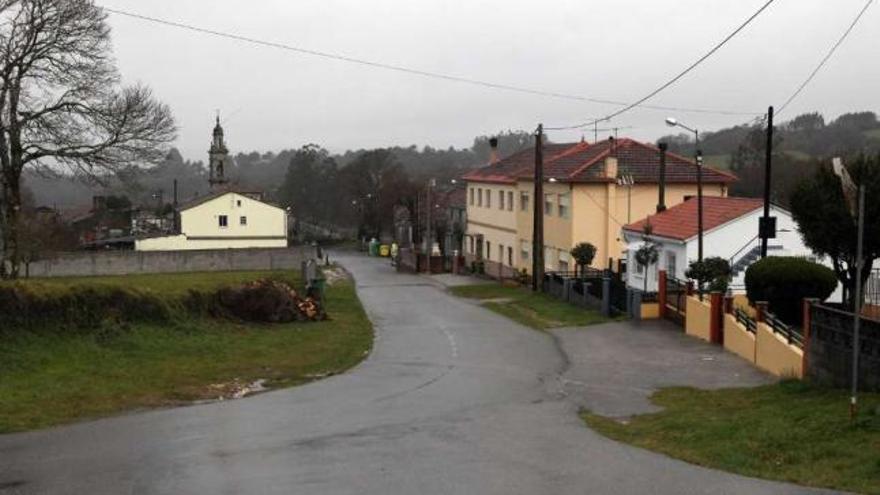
[136,192,287,251]
[641,302,660,319]
[466,183,519,266]
[723,314,756,363]
[468,171,727,274]
[755,322,804,378]
[685,295,712,342]
[181,192,286,239]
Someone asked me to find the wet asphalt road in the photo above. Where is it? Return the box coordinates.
[0,254,835,494]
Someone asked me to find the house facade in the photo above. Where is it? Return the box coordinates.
[462,138,735,276]
[621,197,814,292]
[135,190,288,251]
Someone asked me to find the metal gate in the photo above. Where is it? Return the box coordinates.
[664,276,687,327]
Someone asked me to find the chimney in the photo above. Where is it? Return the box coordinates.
[657,142,668,212]
[489,137,499,165]
[605,137,618,179]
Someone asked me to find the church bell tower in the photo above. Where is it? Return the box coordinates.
[208,115,230,190]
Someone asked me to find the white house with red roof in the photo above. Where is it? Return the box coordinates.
[621,196,815,292]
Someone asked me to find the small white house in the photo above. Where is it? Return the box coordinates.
[621,197,816,292]
[135,190,288,251]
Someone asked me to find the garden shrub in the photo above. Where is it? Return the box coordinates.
[744,256,837,325]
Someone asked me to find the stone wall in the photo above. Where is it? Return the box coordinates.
[20,247,307,278]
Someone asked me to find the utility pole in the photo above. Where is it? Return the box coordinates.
[851,184,866,419]
[696,150,703,263]
[532,124,544,291]
[657,142,668,212]
[760,106,775,258]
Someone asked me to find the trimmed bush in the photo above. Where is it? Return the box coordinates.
[745,256,837,325]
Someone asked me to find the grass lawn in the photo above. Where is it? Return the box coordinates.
[0,270,373,433]
[583,381,880,494]
[449,283,610,329]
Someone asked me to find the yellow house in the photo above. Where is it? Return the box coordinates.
[462,138,735,275]
[135,190,288,251]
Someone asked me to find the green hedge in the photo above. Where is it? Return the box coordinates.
[745,256,837,325]
[0,284,193,334]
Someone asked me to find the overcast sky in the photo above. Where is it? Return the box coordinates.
[100,0,879,163]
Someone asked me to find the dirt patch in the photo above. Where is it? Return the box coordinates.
[206,378,268,400]
[323,266,350,286]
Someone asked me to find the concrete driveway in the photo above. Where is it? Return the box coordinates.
[553,320,773,417]
[0,254,834,494]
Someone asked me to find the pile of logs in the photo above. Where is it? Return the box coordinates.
[217,279,326,323]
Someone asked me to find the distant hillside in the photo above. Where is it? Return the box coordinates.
[657,111,880,206]
[659,111,880,170]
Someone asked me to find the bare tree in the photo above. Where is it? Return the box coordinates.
[0,0,175,278]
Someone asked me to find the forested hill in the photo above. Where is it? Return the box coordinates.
[656,111,880,205]
[658,111,880,169]
[23,130,536,210]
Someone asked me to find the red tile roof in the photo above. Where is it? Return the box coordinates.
[622,196,764,241]
[462,138,736,185]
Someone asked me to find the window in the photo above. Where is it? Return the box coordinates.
[486,189,492,208]
[469,236,475,254]
[520,191,530,211]
[520,240,530,261]
[486,241,491,260]
[544,194,553,215]
[558,193,570,219]
[477,188,483,207]
[498,244,504,263]
[498,190,505,210]
[236,200,242,207]
[508,246,513,266]
[507,191,514,211]
[544,246,555,270]
[218,215,228,228]
[559,250,571,272]
[240,216,247,226]
[469,188,474,206]
[666,252,677,278]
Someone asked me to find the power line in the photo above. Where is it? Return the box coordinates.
[548,0,777,130]
[103,7,758,118]
[777,0,875,116]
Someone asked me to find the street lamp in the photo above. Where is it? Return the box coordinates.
[665,117,703,264]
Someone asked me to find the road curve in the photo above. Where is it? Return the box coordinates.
[0,254,833,494]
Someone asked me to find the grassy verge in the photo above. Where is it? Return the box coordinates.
[583,381,880,494]
[449,283,609,329]
[0,270,372,433]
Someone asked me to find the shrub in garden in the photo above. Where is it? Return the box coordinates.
[744,256,837,325]
[686,257,731,292]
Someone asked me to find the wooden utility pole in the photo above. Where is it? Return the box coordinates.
[532,124,544,291]
[760,106,775,258]
[657,142,668,212]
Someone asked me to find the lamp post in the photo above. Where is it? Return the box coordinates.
[665,117,703,263]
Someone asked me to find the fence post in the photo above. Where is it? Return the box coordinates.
[632,290,643,322]
[755,301,768,323]
[686,280,695,297]
[724,294,734,314]
[563,278,572,302]
[802,298,818,379]
[658,270,667,318]
[602,277,611,317]
[710,292,723,344]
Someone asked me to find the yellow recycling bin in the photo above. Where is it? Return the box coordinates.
[379,244,391,257]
